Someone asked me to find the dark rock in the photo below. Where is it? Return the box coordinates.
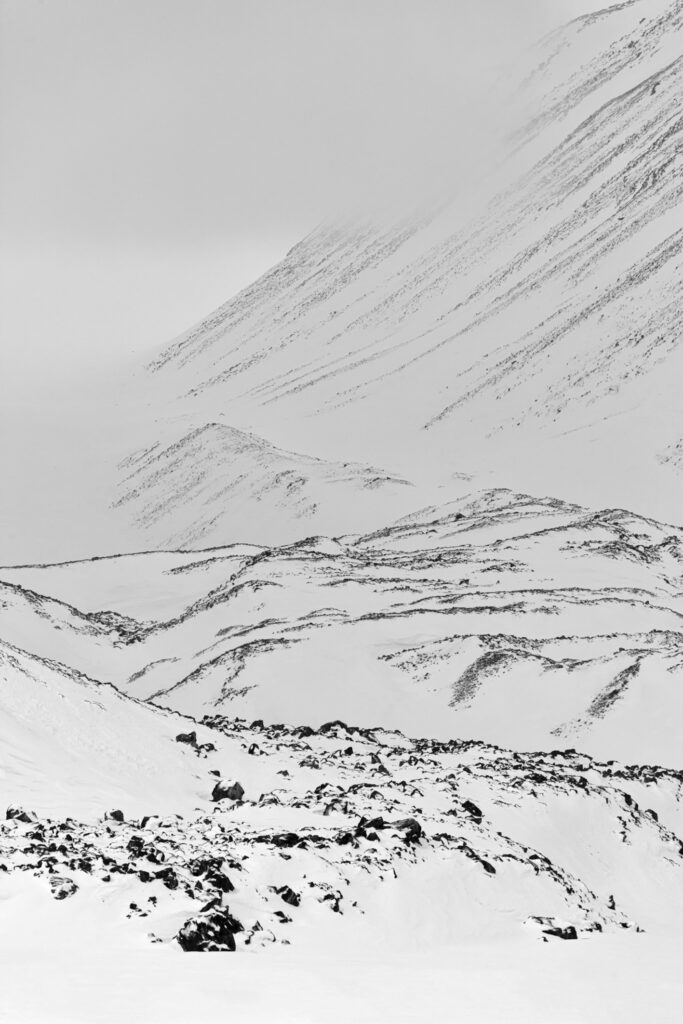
[319,720,349,735]
[176,731,198,746]
[211,780,245,802]
[155,867,179,890]
[270,832,302,849]
[393,818,423,842]
[176,906,243,952]
[6,806,37,824]
[189,856,225,877]
[275,885,301,907]
[299,755,321,769]
[207,870,235,893]
[543,924,578,940]
[107,809,124,823]
[126,835,146,858]
[49,876,78,900]
[462,800,483,822]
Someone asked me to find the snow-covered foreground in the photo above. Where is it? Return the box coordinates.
[3,922,683,1024]
[1,486,682,1020]
[2,710,683,1022]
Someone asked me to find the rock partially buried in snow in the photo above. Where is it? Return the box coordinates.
[393,817,423,842]
[176,902,244,952]
[49,876,78,900]
[462,800,483,823]
[275,885,301,907]
[211,779,245,803]
[176,731,216,756]
[5,806,37,824]
[176,730,198,746]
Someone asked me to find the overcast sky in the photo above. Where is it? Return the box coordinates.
[1,0,591,396]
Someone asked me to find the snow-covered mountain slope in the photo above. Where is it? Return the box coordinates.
[116,0,681,542]
[3,489,681,766]
[114,421,414,549]
[0,638,203,820]
[2,0,680,567]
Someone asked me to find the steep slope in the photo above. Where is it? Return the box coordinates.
[123,0,682,543]
[0,638,205,819]
[3,488,681,766]
[3,1,680,567]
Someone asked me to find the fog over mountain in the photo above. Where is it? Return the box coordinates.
[1,2,682,1022]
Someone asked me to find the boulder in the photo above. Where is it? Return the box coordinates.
[211,780,245,802]
[176,731,198,746]
[6,806,37,824]
[319,720,349,736]
[393,817,423,842]
[275,885,301,907]
[462,799,483,822]
[154,867,179,890]
[176,905,243,952]
[49,876,78,900]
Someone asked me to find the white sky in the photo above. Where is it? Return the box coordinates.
[1,0,598,397]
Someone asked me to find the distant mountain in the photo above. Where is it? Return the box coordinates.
[113,421,415,549]
[2,0,680,565]
[126,0,680,537]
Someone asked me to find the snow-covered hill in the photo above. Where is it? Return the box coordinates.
[3,696,683,1020]
[3,488,681,766]
[114,421,414,549]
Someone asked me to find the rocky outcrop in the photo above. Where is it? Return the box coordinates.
[3,713,681,953]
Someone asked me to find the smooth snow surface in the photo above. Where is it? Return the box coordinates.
[2,924,683,1024]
